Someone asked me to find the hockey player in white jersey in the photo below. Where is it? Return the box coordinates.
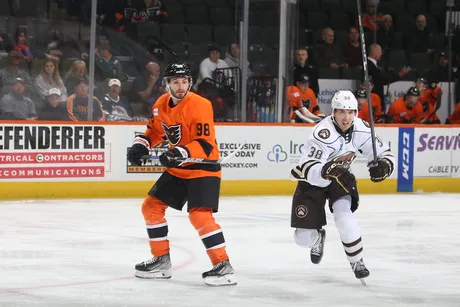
[290,90,395,284]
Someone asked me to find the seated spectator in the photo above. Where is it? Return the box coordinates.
[0,77,36,120]
[355,88,382,123]
[101,78,132,121]
[130,61,163,116]
[14,26,33,62]
[446,102,460,124]
[35,58,68,104]
[67,78,105,121]
[313,28,347,69]
[37,88,69,121]
[387,87,421,123]
[194,44,230,91]
[429,52,450,82]
[342,26,363,68]
[362,0,383,32]
[94,42,127,82]
[224,42,251,75]
[403,15,433,54]
[0,51,33,98]
[293,48,319,97]
[64,60,89,96]
[376,15,395,53]
[287,74,323,123]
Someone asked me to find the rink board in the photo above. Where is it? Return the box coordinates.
[0,122,459,199]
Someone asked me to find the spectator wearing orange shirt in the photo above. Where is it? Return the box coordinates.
[355,89,382,123]
[387,87,421,123]
[287,74,323,123]
[362,0,383,32]
[446,103,460,124]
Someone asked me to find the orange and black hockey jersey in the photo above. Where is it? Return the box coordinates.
[143,92,221,179]
[287,85,321,122]
[415,89,440,123]
[446,102,460,124]
[358,93,382,122]
[387,97,421,123]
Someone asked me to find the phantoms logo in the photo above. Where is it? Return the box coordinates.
[397,128,414,192]
[267,145,287,163]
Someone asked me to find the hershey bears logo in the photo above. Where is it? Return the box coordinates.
[318,128,330,139]
[161,123,182,145]
[300,98,311,109]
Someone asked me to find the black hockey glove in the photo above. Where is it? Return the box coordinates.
[368,158,393,182]
[127,135,150,166]
[321,152,356,193]
[159,146,189,168]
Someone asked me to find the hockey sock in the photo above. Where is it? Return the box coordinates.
[189,208,229,266]
[294,228,320,247]
[142,195,170,257]
[332,196,363,263]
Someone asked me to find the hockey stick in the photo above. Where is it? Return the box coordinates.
[141,141,247,165]
[357,0,378,163]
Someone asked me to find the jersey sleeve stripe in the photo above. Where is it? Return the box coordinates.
[195,139,214,156]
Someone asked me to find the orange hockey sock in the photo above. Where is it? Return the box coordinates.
[141,195,169,257]
[189,207,229,266]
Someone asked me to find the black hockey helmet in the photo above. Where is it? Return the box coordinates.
[163,62,193,100]
[355,89,367,99]
[406,86,420,97]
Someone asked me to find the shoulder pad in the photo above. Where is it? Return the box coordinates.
[312,117,337,144]
[354,118,372,132]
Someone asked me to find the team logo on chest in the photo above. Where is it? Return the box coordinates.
[300,98,311,109]
[161,123,182,145]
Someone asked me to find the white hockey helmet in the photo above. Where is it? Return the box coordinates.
[331,90,358,111]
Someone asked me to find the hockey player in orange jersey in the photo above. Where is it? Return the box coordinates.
[355,89,383,123]
[287,74,324,123]
[446,102,460,124]
[127,63,236,286]
[414,77,441,124]
[387,87,421,123]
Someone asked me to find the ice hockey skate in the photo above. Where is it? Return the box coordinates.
[202,260,237,286]
[134,253,172,279]
[311,229,326,264]
[350,258,370,285]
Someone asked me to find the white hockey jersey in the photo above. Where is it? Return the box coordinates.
[291,115,395,187]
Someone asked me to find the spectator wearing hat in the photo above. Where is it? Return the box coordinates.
[355,89,383,123]
[429,52,450,82]
[101,78,132,121]
[194,44,230,91]
[38,88,69,121]
[67,78,105,121]
[287,74,323,123]
[387,87,422,123]
[0,77,36,120]
[35,58,68,105]
[0,51,32,98]
[130,61,163,116]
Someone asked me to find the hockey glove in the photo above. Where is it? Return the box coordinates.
[127,135,150,166]
[159,146,189,168]
[368,158,393,182]
[321,152,356,193]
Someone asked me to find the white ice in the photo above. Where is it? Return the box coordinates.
[1,194,460,307]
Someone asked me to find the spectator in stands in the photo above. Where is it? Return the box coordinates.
[403,15,433,54]
[94,41,127,83]
[376,15,395,53]
[37,88,69,121]
[429,52,450,82]
[342,26,363,68]
[0,51,33,98]
[101,78,132,121]
[293,48,319,97]
[446,102,460,124]
[130,61,163,116]
[387,87,421,123]
[313,28,347,69]
[367,44,410,111]
[35,58,68,104]
[224,42,250,74]
[14,26,33,62]
[0,77,36,120]
[362,0,383,32]
[67,78,105,121]
[287,74,323,123]
[194,44,230,91]
[0,33,13,55]
[65,60,89,96]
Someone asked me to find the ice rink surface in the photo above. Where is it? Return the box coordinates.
[1,194,460,307]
